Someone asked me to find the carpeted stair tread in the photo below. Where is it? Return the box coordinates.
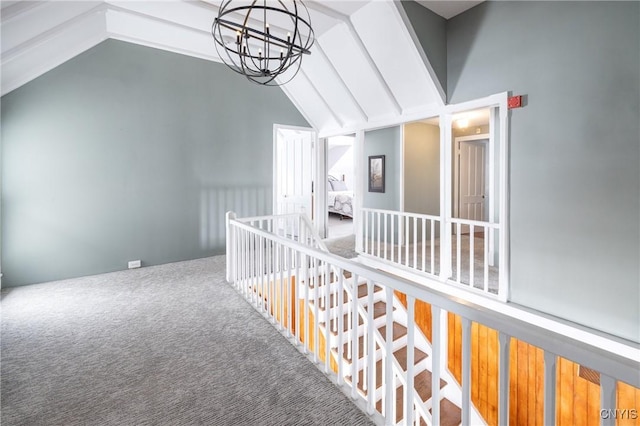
[378,322,407,341]
[430,398,462,426]
[394,346,428,371]
[413,370,447,402]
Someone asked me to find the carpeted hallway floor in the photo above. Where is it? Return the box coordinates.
[1,256,374,426]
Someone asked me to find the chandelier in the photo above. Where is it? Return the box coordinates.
[211,0,315,86]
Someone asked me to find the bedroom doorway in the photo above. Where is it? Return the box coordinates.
[327,134,355,238]
[273,125,316,220]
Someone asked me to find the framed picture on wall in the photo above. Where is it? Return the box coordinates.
[368,155,385,193]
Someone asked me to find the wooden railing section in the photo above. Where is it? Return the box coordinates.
[227,212,639,426]
[393,294,640,426]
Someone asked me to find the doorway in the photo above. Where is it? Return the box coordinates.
[273,125,316,218]
[454,135,489,230]
[326,134,355,238]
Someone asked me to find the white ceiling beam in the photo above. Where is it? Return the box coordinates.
[2,2,104,57]
[1,8,108,96]
[306,1,403,116]
[105,8,220,62]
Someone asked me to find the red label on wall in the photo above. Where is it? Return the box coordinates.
[508,95,522,109]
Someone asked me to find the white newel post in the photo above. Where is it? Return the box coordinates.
[226,211,236,283]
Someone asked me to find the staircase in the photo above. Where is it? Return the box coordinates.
[226,211,484,425]
[303,268,484,426]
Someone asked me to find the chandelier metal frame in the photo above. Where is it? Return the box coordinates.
[211,0,315,86]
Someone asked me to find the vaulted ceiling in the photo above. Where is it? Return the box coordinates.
[1,1,463,136]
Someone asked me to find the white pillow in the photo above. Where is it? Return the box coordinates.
[331,180,348,191]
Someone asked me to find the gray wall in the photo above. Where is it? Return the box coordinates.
[363,126,401,211]
[1,39,308,287]
[404,122,440,216]
[448,2,640,342]
[400,1,447,94]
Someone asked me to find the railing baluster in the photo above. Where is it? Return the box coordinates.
[456,223,462,283]
[462,317,472,425]
[287,246,292,337]
[544,351,557,426]
[385,286,394,425]
[313,257,319,363]
[431,305,442,426]
[600,374,617,426]
[406,296,415,425]
[384,213,388,260]
[295,244,300,344]
[430,219,435,274]
[484,226,490,292]
[365,211,369,255]
[413,216,418,269]
[469,224,475,287]
[405,215,409,267]
[377,212,382,258]
[324,260,331,374]
[258,235,264,313]
[421,217,426,272]
[337,270,345,385]
[367,279,375,414]
[303,252,309,355]
[351,274,360,399]
[251,231,256,306]
[499,332,511,425]
[390,214,395,263]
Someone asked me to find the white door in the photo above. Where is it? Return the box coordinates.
[458,139,488,230]
[274,127,314,217]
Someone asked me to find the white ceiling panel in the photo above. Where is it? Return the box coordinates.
[300,42,367,128]
[318,22,396,121]
[280,70,340,132]
[351,1,442,111]
[2,0,449,135]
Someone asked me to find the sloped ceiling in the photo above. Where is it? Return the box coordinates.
[1,1,447,136]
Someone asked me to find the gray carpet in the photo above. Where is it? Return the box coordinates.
[1,256,374,426]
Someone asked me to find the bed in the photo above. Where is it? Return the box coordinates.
[328,176,354,219]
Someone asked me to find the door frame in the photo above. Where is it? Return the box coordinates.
[453,133,490,221]
[272,124,323,232]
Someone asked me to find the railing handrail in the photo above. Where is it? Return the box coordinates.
[362,207,440,222]
[229,216,640,388]
[449,217,500,228]
[236,212,302,223]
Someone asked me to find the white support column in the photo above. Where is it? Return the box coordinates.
[355,130,365,253]
[544,351,557,426]
[499,332,511,425]
[440,113,453,280]
[498,101,510,302]
[600,374,617,426]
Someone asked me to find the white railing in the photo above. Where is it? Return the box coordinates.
[361,208,442,277]
[359,208,505,300]
[226,211,639,426]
